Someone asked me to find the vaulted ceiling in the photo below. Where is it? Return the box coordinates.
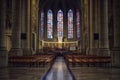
[39,0,81,11]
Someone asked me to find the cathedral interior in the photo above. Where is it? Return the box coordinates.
[0,0,120,80]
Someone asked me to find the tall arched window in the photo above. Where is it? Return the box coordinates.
[47,9,53,39]
[68,9,73,38]
[57,10,63,38]
[40,11,44,39]
[76,11,80,39]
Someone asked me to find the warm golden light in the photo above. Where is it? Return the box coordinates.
[58,41,62,44]
[58,36,63,43]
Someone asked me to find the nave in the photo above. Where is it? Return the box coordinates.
[0,0,120,80]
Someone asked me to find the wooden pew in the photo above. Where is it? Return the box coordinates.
[8,54,56,67]
[64,54,111,67]
[8,56,36,67]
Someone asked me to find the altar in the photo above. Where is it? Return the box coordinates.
[41,40,78,50]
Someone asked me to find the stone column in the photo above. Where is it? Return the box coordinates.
[9,0,22,56]
[21,0,31,56]
[84,0,89,54]
[89,0,99,55]
[73,10,77,40]
[95,0,100,45]
[111,0,120,67]
[89,0,93,55]
[53,10,57,42]
[97,0,101,55]
[81,0,86,53]
[64,10,68,42]
[44,10,47,41]
[30,0,36,53]
[99,0,110,56]
[38,10,41,49]
[76,9,81,51]
[36,2,39,53]
[27,0,31,49]
[21,0,27,48]
[25,0,33,55]
[0,0,8,67]
[63,9,68,42]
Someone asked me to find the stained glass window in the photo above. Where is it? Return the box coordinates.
[47,10,53,39]
[68,9,73,38]
[57,10,63,38]
[40,11,44,39]
[76,11,80,39]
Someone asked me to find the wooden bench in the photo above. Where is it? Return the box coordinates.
[8,54,56,67]
[8,56,36,67]
[64,54,111,67]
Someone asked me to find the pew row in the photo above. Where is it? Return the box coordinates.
[8,54,56,67]
[64,54,111,67]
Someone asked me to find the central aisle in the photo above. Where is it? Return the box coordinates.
[43,57,74,80]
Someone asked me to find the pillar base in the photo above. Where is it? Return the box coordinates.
[111,48,120,68]
[98,48,110,56]
[22,48,32,56]
[0,47,8,67]
[36,49,43,54]
[89,48,99,55]
[81,48,86,54]
[9,48,23,56]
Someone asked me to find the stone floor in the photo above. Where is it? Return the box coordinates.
[70,66,120,80]
[0,58,120,80]
[0,67,48,80]
[43,57,73,80]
